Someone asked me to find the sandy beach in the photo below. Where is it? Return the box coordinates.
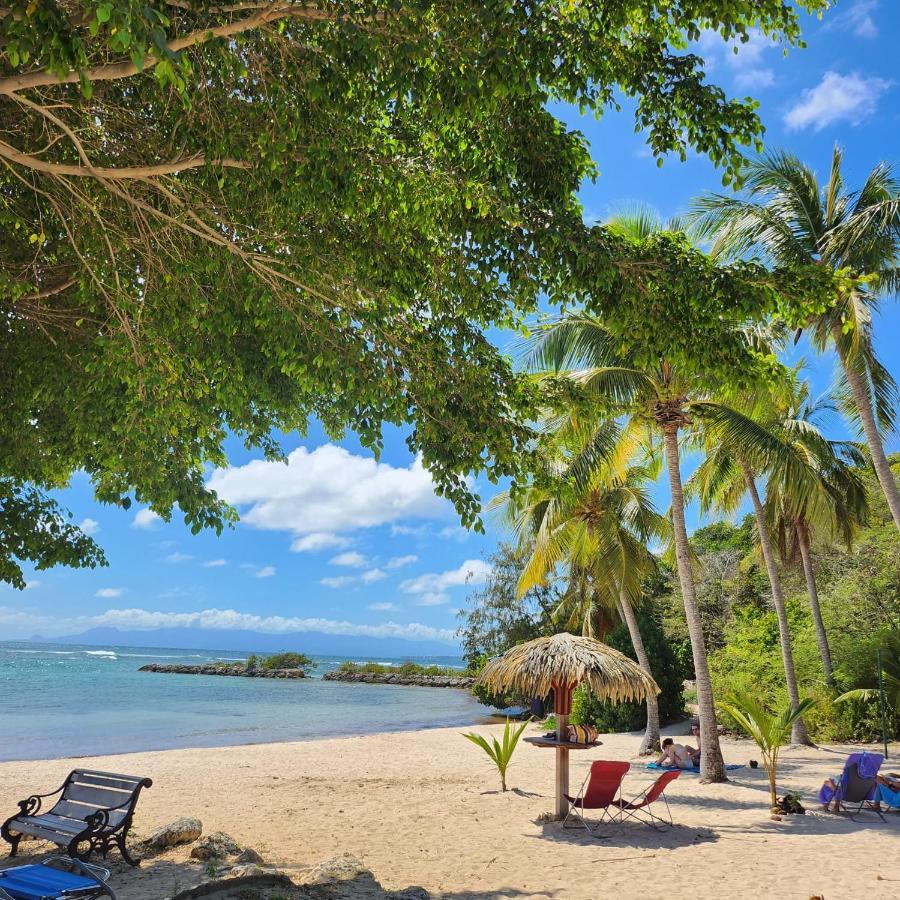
[0,723,897,899]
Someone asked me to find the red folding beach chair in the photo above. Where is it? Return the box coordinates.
[613,769,680,830]
[563,760,630,835]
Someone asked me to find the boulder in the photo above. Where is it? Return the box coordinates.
[233,847,264,865]
[305,852,370,884]
[190,831,241,861]
[142,817,203,850]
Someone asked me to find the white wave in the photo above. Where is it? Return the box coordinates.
[84,650,117,658]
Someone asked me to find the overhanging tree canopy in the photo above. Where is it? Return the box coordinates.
[1,0,831,584]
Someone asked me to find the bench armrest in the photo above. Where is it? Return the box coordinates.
[15,785,62,817]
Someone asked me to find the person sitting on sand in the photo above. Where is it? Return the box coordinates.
[656,738,695,769]
[687,722,701,766]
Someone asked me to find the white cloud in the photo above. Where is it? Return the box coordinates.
[95,588,123,598]
[400,559,491,606]
[386,555,418,569]
[824,1,879,39]
[329,551,368,569]
[734,68,775,90]
[24,580,41,591]
[255,566,276,579]
[320,575,356,589]
[785,71,892,131]
[202,559,227,568]
[132,508,161,529]
[208,445,451,541]
[165,552,194,564]
[438,525,470,542]
[290,532,351,553]
[79,518,100,536]
[415,592,451,607]
[0,605,456,643]
[368,602,398,611]
[361,568,386,584]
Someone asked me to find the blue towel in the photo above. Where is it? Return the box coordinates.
[0,863,102,899]
[646,762,744,774]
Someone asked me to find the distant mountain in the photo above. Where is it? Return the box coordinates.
[38,626,461,659]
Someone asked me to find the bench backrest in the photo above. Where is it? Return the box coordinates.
[49,770,152,828]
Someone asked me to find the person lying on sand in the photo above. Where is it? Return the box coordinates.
[656,738,696,769]
[873,772,900,811]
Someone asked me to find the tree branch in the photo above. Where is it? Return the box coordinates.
[0,139,249,177]
[0,4,332,95]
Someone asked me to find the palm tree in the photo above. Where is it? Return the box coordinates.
[691,148,900,529]
[497,431,668,753]
[688,391,830,745]
[520,311,730,781]
[765,375,868,687]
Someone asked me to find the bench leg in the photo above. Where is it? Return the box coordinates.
[116,832,140,868]
[0,821,21,858]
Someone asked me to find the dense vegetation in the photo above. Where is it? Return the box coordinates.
[463,461,899,747]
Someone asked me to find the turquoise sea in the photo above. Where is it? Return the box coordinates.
[0,642,493,762]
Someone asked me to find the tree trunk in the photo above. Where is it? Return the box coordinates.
[797,524,834,687]
[617,592,660,754]
[834,327,900,530]
[661,426,727,782]
[740,461,812,746]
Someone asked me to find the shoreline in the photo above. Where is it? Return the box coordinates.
[1,725,896,899]
[0,710,505,766]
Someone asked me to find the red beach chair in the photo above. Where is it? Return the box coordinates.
[614,769,680,830]
[563,760,630,835]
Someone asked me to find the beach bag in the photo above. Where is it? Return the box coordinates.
[567,724,597,744]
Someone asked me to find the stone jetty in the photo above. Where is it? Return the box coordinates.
[139,663,307,679]
[322,670,474,689]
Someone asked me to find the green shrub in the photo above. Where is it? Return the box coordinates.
[261,652,314,673]
[570,606,686,732]
[336,660,466,678]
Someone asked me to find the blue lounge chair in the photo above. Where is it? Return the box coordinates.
[818,751,884,820]
[0,857,115,899]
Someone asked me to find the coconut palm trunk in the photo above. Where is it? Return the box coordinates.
[739,460,812,746]
[833,328,900,531]
[661,424,727,782]
[796,523,834,687]
[616,592,660,754]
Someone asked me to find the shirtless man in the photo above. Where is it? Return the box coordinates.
[656,737,695,769]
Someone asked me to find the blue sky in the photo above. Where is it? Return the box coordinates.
[3,1,898,648]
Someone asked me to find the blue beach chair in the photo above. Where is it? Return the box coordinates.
[0,857,115,899]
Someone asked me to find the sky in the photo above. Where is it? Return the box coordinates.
[2,1,898,649]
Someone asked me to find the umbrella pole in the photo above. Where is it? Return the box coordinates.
[554,682,573,818]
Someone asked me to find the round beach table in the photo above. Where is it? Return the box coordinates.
[524,734,603,816]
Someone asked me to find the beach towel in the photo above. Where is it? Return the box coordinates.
[818,752,883,805]
[646,762,744,774]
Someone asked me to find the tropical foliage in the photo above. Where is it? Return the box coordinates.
[1,1,837,585]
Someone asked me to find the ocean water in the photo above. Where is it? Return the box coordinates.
[0,642,493,762]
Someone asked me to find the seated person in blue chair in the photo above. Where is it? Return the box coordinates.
[873,771,900,811]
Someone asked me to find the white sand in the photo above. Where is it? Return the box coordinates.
[0,723,897,899]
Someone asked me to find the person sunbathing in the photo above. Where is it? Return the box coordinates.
[656,738,696,769]
[873,772,900,811]
[687,722,701,766]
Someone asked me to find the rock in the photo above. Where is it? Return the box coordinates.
[139,663,306,679]
[190,831,241,860]
[233,847,264,865]
[142,817,203,850]
[305,852,369,884]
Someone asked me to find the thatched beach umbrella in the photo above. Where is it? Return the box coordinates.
[477,632,659,817]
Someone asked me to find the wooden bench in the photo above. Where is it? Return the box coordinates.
[1,769,152,867]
